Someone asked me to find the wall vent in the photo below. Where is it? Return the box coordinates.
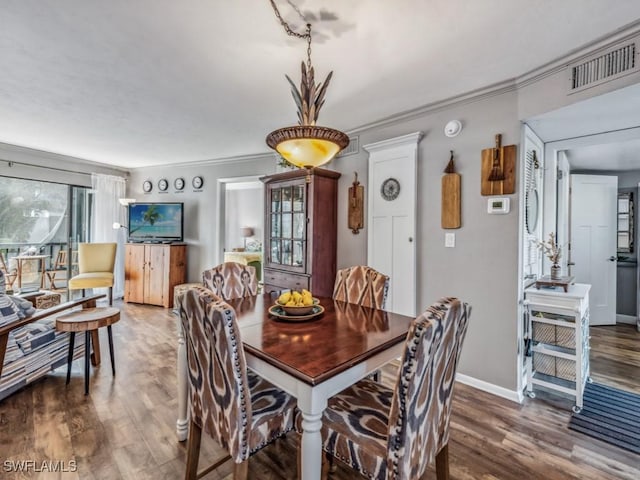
[568,38,639,93]
[337,136,359,157]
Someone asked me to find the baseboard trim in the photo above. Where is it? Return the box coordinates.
[456,373,523,404]
[616,314,637,325]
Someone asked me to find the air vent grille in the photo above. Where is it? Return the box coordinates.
[569,40,638,92]
[337,136,359,157]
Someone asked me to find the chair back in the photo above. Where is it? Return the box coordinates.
[178,285,252,463]
[333,265,389,309]
[53,250,67,269]
[0,252,17,289]
[386,297,471,479]
[202,262,258,301]
[77,243,117,274]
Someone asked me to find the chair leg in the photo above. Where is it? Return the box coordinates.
[107,325,116,376]
[108,287,113,306]
[233,460,249,480]
[84,331,91,396]
[66,332,75,385]
[435,443,450,480]
[184,419,202,480]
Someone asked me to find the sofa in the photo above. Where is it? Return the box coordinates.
[0,271,89,401]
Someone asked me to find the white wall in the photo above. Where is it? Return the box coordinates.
[224,185,263,251]
[128,155,276,282]
[332,90,521,391]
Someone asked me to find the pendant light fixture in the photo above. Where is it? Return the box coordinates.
[266,0,349,169]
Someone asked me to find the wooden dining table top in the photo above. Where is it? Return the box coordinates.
[225,293,414,386]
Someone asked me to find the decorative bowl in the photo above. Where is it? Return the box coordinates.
[277,298,320,316]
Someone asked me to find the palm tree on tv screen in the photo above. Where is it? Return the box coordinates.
[129,205,162,235]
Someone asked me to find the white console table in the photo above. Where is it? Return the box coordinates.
[524,283,591,412]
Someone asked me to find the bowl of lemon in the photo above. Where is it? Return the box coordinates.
[276,289,319,316]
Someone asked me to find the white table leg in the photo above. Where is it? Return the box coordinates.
[176,319,189,441]
[300,411,323,480]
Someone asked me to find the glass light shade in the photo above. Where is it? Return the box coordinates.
[266,125,349,168]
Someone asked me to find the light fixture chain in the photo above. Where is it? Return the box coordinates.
[269,0,309,40]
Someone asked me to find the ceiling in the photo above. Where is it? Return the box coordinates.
[527,83,640,171]
[2,1,640,169]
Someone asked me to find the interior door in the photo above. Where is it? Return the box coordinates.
[365,133,421,317]
[570,174,617,325]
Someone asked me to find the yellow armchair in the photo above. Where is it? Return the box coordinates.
[68,243,117,305]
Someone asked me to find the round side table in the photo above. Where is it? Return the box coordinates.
[56,307,120,395]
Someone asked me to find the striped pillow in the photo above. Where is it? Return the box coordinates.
[0,294,20,328]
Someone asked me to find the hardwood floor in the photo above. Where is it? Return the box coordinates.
[590,323,640,394]
[1,301,639,479]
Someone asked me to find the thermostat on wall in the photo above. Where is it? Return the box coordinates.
[487,197,510,214]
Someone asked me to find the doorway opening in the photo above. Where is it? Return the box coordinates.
[217,176,264,283]
[519,82,640,398]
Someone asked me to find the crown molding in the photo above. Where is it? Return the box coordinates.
[348,79,517,136]
[130,151,275,170]
[516,19,640,88]
[0,141,129,176]
[363,132,424,152]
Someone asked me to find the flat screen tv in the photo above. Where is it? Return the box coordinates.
[128,202,183,243]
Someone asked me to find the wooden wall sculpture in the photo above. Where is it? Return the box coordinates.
[442,151,461,229]
[481,133,516,195]
[348,172,364,234]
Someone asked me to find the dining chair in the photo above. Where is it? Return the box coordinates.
[332,265,389,309]
[178,285,297,479]
[202,262,258,301]
[68,243,117,305]
[317,297,471,480]
[0,252,17,292]
[45,250,68,290]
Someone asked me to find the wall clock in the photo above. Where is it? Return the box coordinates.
[174,177,185,191]
[192,176,204,189]
[380,178,400,201]
[143,180,153,193]
[158,178,169,192]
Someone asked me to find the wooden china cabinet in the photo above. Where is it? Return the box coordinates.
[261,168,340,297]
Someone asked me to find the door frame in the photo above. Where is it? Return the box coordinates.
[364,132,422,317]
[543,127,640,326]
[517,124,545,399]
[216,175,264,267]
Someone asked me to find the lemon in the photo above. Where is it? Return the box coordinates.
[278,292,292,305]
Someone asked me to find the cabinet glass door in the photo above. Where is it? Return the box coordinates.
[267,181,306,271]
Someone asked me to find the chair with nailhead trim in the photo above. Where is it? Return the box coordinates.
[317,297,471,480]
[179,285,297,480]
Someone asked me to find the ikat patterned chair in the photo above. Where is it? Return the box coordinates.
[202,262,258,301]
[333,265,389,310]
[178,285,297,479]
[318,297,471,480]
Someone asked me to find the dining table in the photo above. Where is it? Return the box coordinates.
[13,254,49,290]
[175,292,415,480]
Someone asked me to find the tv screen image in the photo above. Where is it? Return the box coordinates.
[128,203,183,242]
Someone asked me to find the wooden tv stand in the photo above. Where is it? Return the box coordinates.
[124,243,186,308]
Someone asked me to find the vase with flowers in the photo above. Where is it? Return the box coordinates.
[538,232,562,280]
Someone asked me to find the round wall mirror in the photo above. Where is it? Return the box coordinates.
[526,189,539,234]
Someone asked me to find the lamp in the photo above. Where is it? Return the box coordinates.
[265,0,349,169]
[112,222,128,230]
[241,226,254,249]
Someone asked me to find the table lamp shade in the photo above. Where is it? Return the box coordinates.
[241,227,254,238]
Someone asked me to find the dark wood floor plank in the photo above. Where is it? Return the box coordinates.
[0,301,639,480]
